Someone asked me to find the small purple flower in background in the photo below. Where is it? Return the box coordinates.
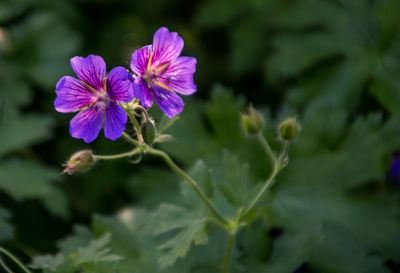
[130,27,197,118]
[54,55,133,143]
[389,155,400,186]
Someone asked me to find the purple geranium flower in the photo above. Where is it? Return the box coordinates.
[54,55,133,143]
[130,27,197,118]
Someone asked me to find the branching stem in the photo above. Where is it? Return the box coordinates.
[240,133,287,221]
[148,148,228,226]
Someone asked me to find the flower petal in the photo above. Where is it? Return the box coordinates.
[152,85,183,118]
[70,55,106,90]
[152,27,184,67]
[104,102,127,141]
[130,45,152,75]
[132,77,153,108]
[158,56,197,95]
[106,66,133,102]
[54,76,96,113]
[69,106,104,143]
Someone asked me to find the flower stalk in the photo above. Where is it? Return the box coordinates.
[148,148,228,226]
[223,234,235,273]
[240,133,287,222]
[93,147,142,160]
[0,246,32,273]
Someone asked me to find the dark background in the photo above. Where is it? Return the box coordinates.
[1,0,400,272]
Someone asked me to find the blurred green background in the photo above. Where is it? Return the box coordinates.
[1,0,400,272]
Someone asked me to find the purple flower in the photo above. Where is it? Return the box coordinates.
[389,156,400,186]
[130,27,197,118]
[54,55,133,143]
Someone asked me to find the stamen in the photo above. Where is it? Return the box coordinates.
[154,80,174,91]
[146,52,154,72]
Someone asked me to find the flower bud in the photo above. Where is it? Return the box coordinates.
[241,105,265,135]
[63,150,96,175]
[141,119,156,145]
[279,117,300,140]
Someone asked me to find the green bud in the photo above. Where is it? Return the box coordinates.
[241,105,265,135]
[279,117,300,140]
[63,150,96,175]
[141,119,156,145]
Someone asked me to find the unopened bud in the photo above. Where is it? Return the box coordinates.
[279,117,300,140]
[241,105,264,135]
[141,119,156,145]
[63,150,96,175]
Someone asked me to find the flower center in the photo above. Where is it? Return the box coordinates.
[142,52,171,89]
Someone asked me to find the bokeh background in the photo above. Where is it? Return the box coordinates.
[1,0,400,272]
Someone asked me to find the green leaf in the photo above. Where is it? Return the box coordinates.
[30,254,65,272]
[32,233,122,273]
[144,160,213,269]
[0,112,53,157]
[262,228,323,273]
[0,206,13,242]
[310,225,390,273]
[0,0,34,23]
[195,0,245,27]
[161,85,276,180]
[157,216,208,269]
[0,159,68,218]
[10,12,81,89]
[57,226,94,254]
[266,115,400,272]
[214,151,250,210]
[75,233,122,264]
[267,32,342,82]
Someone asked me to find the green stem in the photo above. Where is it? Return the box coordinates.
[279,140,290,166]
[127,111,144,143]
[240,163,279,221]
[122,132,141,146]
[0,257,13,273]
[0,247,32,273]
[240,134,284,221]
[257,132,277,166]
[93,148,141,160]
[223,234,235,273]
[148,148,228,226]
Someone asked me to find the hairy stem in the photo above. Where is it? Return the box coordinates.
[93,147,141,160]
[127,111,144,143]
[148,148,228,226]
[0,247,32,273]
[122,131,141,146]
[240,134,285,221]
[240,163,279,221]
[223,234,235,273]
[257,132,277,166]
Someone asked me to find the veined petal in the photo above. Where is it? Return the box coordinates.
[152,27,184,67]
[130,45,152,75]
[152,85,183,118]
[70,55,106,90]
[132,77,153,108]
[104,102,127,140]
[69,105,104,143]
[159,56,197,95]
[106,66,133,103]
[54,76,97,113]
